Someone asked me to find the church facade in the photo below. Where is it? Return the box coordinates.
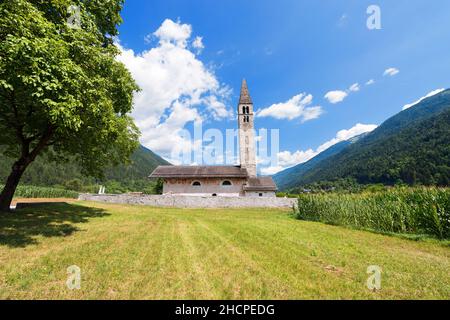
[149,80,277,197]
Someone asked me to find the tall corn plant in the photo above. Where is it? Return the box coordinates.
[295,188,450,239]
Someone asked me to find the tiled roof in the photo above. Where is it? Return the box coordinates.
[243,177,278,191]
[149,166,249,178]
[239,79,253,105]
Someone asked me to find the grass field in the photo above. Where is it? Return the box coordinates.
[0,201,449,299]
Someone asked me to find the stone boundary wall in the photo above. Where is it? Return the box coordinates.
[78,194,298,209]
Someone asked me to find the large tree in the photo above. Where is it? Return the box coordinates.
[0,0,140,211]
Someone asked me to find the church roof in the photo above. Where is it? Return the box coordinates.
[239,79,253,105]
[149,166,249,178]
[243,177,278,192]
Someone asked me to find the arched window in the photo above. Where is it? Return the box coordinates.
[222,180,232,187]
[192,181,201,187]
[246,106,250,114]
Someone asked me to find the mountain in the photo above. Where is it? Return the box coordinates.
[104,145,170,182]
[0,145,170,191]
[275,89,450,190]
[273,134,366,190]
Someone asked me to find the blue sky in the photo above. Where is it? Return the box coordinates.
[116,0,450,174]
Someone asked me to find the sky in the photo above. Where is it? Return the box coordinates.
[116,0,450,175]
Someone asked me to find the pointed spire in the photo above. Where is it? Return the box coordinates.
[239,79,253,104]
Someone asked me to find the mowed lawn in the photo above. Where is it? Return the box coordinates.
[0,201,449,299]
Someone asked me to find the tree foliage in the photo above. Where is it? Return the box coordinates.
[0,0,139,209]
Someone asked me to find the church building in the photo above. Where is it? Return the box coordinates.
[149,79,277,197]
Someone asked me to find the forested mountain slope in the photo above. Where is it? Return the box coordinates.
[0,145,170,191]
[275,89,450,189]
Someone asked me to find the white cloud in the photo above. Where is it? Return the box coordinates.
[383,67,400,77]
[260,166,286,176]
[192,36,204,53]
[324,90,348,104]
[153,19,192,47]
[117,19,231,161]
[141,101,201,156]
[256,93,323,122]
[315,123,378,154]
[402,88,445,110]
[324,82,363,105]
[204,94,232,119]
[348,83,360,92]
[366,79,375,86]
[278,149,317,167]
[301,106,323,122]
[260,123,378,175]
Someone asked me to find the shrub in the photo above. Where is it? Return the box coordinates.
[64,179,83,192]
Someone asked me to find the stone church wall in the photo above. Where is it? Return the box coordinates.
[163,177,247,196]
[78,194,297,209]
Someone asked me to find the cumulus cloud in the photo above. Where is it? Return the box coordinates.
[153,19,192,47]
[366,79,375,86]
[402,88,445,110]
[383,67,400,77]
[260,123,378,175]
[256,93,323,122]
[142,101,201,155]
[324,90,348,104]
[204,94,232,119]
[116,19,232,162]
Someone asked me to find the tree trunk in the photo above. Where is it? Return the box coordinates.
[0,126,53,212]
[0,160,28,212]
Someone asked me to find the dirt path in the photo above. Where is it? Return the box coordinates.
[11,198,78,206]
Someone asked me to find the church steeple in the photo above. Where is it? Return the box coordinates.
[239,79,253,105]
[238,79,257,177]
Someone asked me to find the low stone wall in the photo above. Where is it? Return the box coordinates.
[78,194,298,209]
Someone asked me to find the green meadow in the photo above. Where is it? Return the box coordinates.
[0,201,449,299]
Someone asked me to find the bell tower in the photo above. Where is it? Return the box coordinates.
[238,79,257,177]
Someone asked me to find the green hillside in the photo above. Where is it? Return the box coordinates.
[104,145,170,182]
[0,145,170,193]
[273,134,367,190]
[276,89,450,190]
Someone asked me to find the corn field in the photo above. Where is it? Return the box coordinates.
[1,185,79,199]
[295,187,450,239]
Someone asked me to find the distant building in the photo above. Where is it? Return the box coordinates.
[149,79,277,197]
